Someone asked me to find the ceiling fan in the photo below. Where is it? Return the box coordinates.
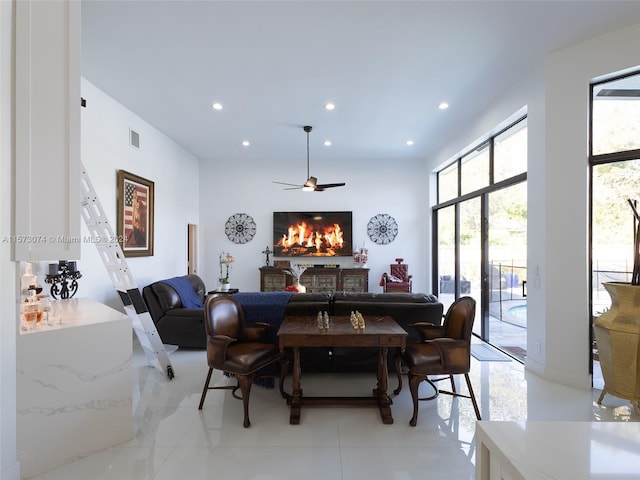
[273,125,346,192]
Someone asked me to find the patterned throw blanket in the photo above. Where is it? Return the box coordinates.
[233,291,294,387]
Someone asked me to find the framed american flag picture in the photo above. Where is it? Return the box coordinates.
[117,170,154,257]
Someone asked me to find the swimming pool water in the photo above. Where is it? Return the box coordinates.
[508,304,527,320]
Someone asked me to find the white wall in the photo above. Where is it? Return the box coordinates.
[198,154,430,293]
[19,79,201,311]
[67,79,200,311]
[1,1,19,478]
[530,22,640,388]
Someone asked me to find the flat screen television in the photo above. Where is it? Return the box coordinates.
[273,211,353,257]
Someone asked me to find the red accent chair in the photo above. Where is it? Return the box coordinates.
[380,258,412,293]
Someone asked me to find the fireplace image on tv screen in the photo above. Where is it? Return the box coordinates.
[273,211,353,257]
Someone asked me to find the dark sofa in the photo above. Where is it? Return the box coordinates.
[331,292,443,371]
[332,292,442,343]
[142,274,208,348]
[142,277,332,349]
[142,275,443,372]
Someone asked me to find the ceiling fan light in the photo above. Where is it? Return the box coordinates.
[302,176,316,191]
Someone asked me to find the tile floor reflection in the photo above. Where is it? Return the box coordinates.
[30,340,637,480]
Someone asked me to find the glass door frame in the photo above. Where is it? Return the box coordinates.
[433,114,527,346]
[433,175,525,342]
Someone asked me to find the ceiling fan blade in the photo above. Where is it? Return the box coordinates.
[273,181,302,187]
[316,182,346,189]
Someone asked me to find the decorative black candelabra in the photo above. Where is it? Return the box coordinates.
[45,260,82,299]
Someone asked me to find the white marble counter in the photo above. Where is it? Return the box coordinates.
[17,298,132,479]
[475,421,640,480]
[19,296,128,334]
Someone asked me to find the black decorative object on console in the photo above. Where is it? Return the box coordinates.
[45,260,82,299]
[262,246,272,267]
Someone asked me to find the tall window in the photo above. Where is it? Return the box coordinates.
[434,116,527,359]
[590,72,640,316]
[460,144,490,196]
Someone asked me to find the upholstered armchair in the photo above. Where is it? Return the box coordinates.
[380,258,412,293]
[394,296,481,426]
[198,294,288,427]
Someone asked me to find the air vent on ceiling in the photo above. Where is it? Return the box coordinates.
[130,129,140,149]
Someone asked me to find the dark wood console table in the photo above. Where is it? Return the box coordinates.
[260,267,368,293]
[277,315,406,425]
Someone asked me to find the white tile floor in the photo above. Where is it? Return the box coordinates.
[31,340,638,480]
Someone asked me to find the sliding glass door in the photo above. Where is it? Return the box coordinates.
[436,205,456,313]
[487,183,527,360]
[459,197,482,336]
[434,116,527,360]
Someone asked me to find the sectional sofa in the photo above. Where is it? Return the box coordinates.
[142,275,444,372]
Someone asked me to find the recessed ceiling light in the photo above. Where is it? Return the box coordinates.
[406,140,414,146]
[324,102,336,111]
[323,140,332,146]
[242,140,250,147]
[212,102,223,110]
[438,102,449,110]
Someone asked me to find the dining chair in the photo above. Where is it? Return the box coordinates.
[198,294,288,427]
[394,296,481,426]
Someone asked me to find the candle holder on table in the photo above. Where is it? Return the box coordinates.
[45,260,82,299]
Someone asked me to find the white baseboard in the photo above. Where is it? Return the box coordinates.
[525,357,592,390]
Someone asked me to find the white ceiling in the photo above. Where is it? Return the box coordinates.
[81,0,640,169]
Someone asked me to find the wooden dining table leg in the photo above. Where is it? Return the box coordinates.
[375,346,394,424]
[289,346,302,424]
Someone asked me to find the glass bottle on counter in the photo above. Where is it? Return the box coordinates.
[23,289,41,329]
[21,261,37,297]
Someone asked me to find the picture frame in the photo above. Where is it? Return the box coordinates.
[117,170,154,257]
